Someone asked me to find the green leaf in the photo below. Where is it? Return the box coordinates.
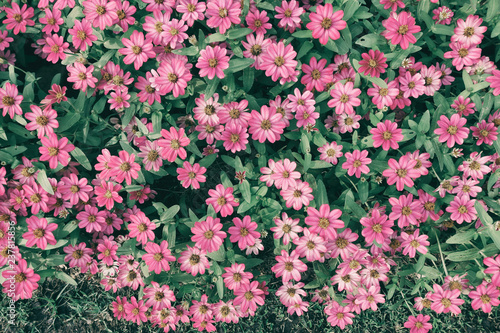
[292,30,313,38]
[216,276,224,299]
[206,33,226,43]
[486,0,500,22]
[226,58,255,73]
[206,245,226,261]
[476,201,500,250]
[70,147,92,170]
[418,110,430,133]
[419,266,442,279]
[342,0,360,21]
[239,180,251,203]
[315,179,328,206]
[432,24,455,36]
[354,33,386,48]
[227,28,253,39]
[172,46,199,56]
[463,71,474,91]
[55,271,78,286]
[37,170,54,195]
[103,38,123,49]
[446,230,476,244]
[57,113,81,132]
[161,205,180,221]
[446,249,481,262]
[205,77,220,99]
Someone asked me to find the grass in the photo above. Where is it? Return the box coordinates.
[1,270,500,333]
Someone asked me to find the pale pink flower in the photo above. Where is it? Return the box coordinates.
[280,180,314,211]
[318,142,343,164]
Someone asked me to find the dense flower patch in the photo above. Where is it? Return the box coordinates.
[0,0,500,331]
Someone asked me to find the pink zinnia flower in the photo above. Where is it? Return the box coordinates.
[260,41,298,83]
[221,123,249,153]
[40,8,63,34]
[359,50,388,78]
[108,90,130,110]
[234,280,265,312]
[128,212,156,245]
[77,205,105,233]
[177,0,206,27]
[399,72,425,98]
[444,42,482,71]
[434,114,469,148]
[420,65,442,96]
[458,152,491,180]
[327,81,361,115]
[271,212,302,245]
[246,10,272,35]
[271,158,301,190]
[275,0,304,33]
[206,0,241,34]
[433,6,454,25]
[3,3,35,35]
[22,216,57,250]
[389,193,422,228]
[196,45,230,80]
[446,196,477,224]
[429,284,464,314]
[272,250,308,282]
[342,150,372,178]
[222,263,253,291]
[142,240,176,274]
[452,15,487,47]
[23,183,49,215]
[306,4,346,45]
[404,314,432,333]
[451,96,475,116]
[59,173,92,205]
[158,127,190,162]
[242,33,272,70]
[124,296,148,325]
[0,82,23,119]
[248,105,286,143]
[382,11,421,50]
[2,259,40,301]
[469,283,500,313]
[484,255,500,286]
[382,155,420,191]
[380,0,405,11]
[42,34,69,64]
[119,31,155,70]
[143,281,175,310]
[177,161,207,189]
[94,180,123,210]
[162,19,188,48]
[97,237,118,266]
[358,286,385,311]
[487,69,500,96]
[338,112,361,133]
[67,63,97,92]
[318,142,343,164]
[63,242,93,268]
[301,56,333,92]
[82,0,118,30]
[371,119,404,151]
[68,19,97,51]
[191,216,227,253]
[401,229,429,258]
[39,133,75,169]
[280,180,314,211]
[179,245,210,276]
[206,184,239,217]
[360,210,394,245]
[293,228,327,262]
[228,215,260,250]
[471,120,498,145]
[24,105,58,139]
[108,150,140,185]
[305,204,343,241]
[325,302,354,329]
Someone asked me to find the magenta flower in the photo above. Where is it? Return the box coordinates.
[177,161,207,189]
[293,228,327,262]
[1,259,40,301]
[446,196,477,224]
[42,34,69,64]
[318,142,343,164]
[306,4,346,45]
[275,0,304,33]
[471,120,498,145]
[77,205,105,233]
[404,314,432,333]
[342,150,372,178]
[371,119,404,151]
[452,14,487,47]
[177,0,206,27]
[119,31,155,70]
[242,33,272,70]
[271,212,302,246]
[206,0,241,34]
[444,42,482,71]
[271,158,301,190]
[360,210,394,245]
[358,286,385,311]
[433,6,454,25]
[39,133,75,169]
[280,180,314,211]
[3,3,35,35]
[327,81,361,115]
[158,127,190,162]
[22,216,58,250]
[96,237,118,266]
[108,150,140,185]
[380,0,405,11]
[451,96,475,116]
[220,99,251,127]
[142,240,176,274]
[94,180,123,210]
[0,82,23,119]
[389,193,422,228]
[128,212,156,245]
[221,123,249,153]
[305,204,343,241]
[429,284,464,314]
[68,19,97,51]
[401,229,429,258]
[246,9,272,35]
[222,263,253,291]
[82,0,118,30]
[63,242,93,268]
[325,301,354,329]
[178,245,210,276]
[260,41,298,83]
[153,58,192,98]
[434,114,469,148]
[382,155,420,191]
[228,215,260,250]
[382,11,421,50]
[191,216,227,253]
[469,283,500,313]
[23,183,49,215]
[67,63,97,92]
[206,184,239,217]
[399,72,425,98]
[484,255,500,286]
[272,250,308,282]
[124,296,148,325]
[59,174,92,206]
[486,69,500,96]
[248,105,286,143]
[25,105,58,139]
[143,281,175,310]
[301,57,333,92]
[359,50,388,78]
[233,280,265,312]
[40,8,63,34]
[196,45,230,80]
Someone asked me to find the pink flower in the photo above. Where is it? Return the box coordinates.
[293,228,327,261]
[360,210,394,245]
[301,57,333,92]
[429,284,464,314]
[153,58,193,96]
[399,72,425,98]
[380,0,405,11]
[108,90,130,110]
[158,127,190,162]
[382,11,421,50]
[444,42,482,71]
[124,296,147,325]
[39,133,75,169]
[325,301,354,329]
[196,45,230,80]
[451,96,475,116]
[142,240,176,274]
[458,152,491,180]
[487,69,500,96]
[219,99,251,127]
[359,50,388,78]
[3,3,35,35]
[271,158,301,190]
[382,155,420,191]
[94,180,123,210]
[242,33,272,70]
[221,123,249,153]
[358,286,385,311]
[108,150,140,185]
[228,215,260,250]
[137,140,163,172]
[40,8,63,34]
[275,0,304,33]
[246,10,272,35]
[119,31,155,70]
[111,297,127,320]
[59,174,92,205]
[191,216,227,253]
[272,250,308,282]
[446,196,477,224]
[471,120,498,145]
[318,142,343,164]
[0,82,23,119]
[404,314,432,333]
[343,150,372,178]
[248,105,286,143]
[420,65,442,96]
[305,204,343,241]
[222,263,253,291]
[234,281,265,312]
[271,212,302,245]
[306,4,346,45]
[128,212,156,245]
[97,237,118,266]
[68,19,97,51]
[401,229,429,258]
[162,19,188,47]
[143,281,175,310]
[433,6,454,25]
[82,0,118,30]
[452,15,487,47]
[389,193,422,228]
[206,0,241,34]
[67,63,97,92]
[24,105,58,139]
[434,114,469,148]
[179,245,210,276]
[177,161,207,189]
[371,119,404,151]
[177,0,206,27]
[77,205,105,233]
[42,34,69,64]
[206,184,239,217]
[23,183,49,215]
[63,242,93,268]
[469,283,500,313]
[260,41,298,83]
[22,216,57,250]
[2,259,40,300]
[280,180,314,211]
[328,82,361,115]
[367,80,399,109]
